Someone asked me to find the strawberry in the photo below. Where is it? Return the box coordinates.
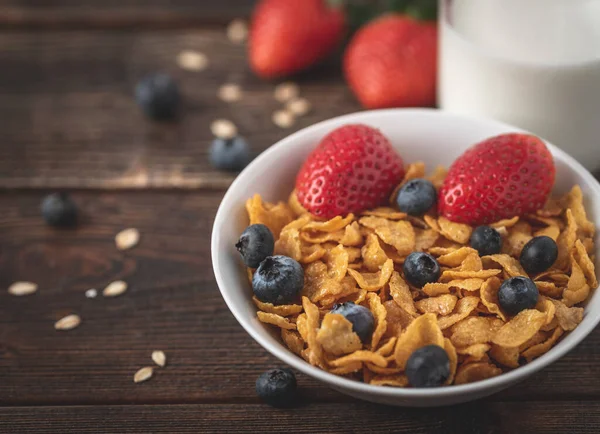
[343,15,437,109]
[438,133,556,225]
[249,0,345,79]
[295,124,405,219]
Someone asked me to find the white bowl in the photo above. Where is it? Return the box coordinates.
[212,108,600,407]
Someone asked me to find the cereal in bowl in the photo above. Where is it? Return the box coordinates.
[236,125,597,388]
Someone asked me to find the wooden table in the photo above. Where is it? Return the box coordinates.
[1,2,599,433]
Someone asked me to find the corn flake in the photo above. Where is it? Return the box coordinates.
[415,294,457,316]
[362,233,388,272]
[552,299,584,331]
[287,190,308,216]
[281,329,305,355]
[329,350,388,368]
[492,309,546,347]
[562,185,595,236]
[274,228,302,260]
[438,216,473,244]
[370,374,409,387]
[522,326,564,362]
[489,345,520,368]
[415,229,439,251]
[347,259,394,290]
[456,343,491,360]
[482,254,527,277]
[303,297,324,366]
[490,216,520,228]
[450,317,504,347]
[362,207,407,220]
[563,254,591,306]
[444,338,458,385]
[448,278,484,292]
[304,214,355,232]
[389,272,417,315]
[438,247,479,267]
[253,297,303,317]
[246,194,294,238]
[437,296,481,330]
[257,311,297,330]
[556,209,578,270]
[367,293,388,350]
[359,216,415,255]
[454,362,502,385]
[574,239,598,288]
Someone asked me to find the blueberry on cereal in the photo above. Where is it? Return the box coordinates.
[498,276,539,315]
[470,225,502,256]
[252,255,304,305]
[236,224,275,268]
[330,302,374,343]
[395,178,437,216]
[256,368,297,407]
[403,252,441,288]
[519,236,558,275]
[406,345,450,388]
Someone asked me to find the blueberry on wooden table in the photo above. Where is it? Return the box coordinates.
[470,225,502,256]
[403,252,441,288]
[395,178,437,216]
[252,256,304,305]
[498,276,539,315]
[41,192,78,227]
[135,73,181,121]
[236,224,275,268]
[519,236,558,275]
[209,137,252,172]
[406,345,450,388]
[256,368,297,408]
[330,302,374,343]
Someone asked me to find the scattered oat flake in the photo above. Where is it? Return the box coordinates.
[177,50,208,71]
[218,83,243,102]
[152,350,167,367]
[227,19,248,43]
[54,314,81,331]
[286,98,311,116]
[115,228,140,251]
[85,288,98,299]
[274,82,299,102]
[272,110,295,128]
[103,280,128,297]
[8,281,37,296]
[134,366,154,383]
[211,119,238,139]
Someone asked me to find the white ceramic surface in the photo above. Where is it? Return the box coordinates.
[211,109,600,407]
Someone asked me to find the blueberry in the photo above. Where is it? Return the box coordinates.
[135,73,180,120]
[406,345,450,388]
[236,224,275,268]
[520,236,558,275]
[470,226,502,256]
[403,252,441,288]
[395,178,437,216]
[209,137,252,172]
[330,302,374,343]
[256,368,297,408]
[498,276,539,315]
[252,256,304,305]
[41,193,78,227]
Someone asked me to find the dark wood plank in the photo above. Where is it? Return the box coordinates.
[2,191,600,406]
[2,401,600,433]
[0,29,359,190]
[0,1,256,28]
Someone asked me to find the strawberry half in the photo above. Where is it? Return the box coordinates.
[438,133,556,225]
[295,124,405,219]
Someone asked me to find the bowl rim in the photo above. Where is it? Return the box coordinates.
[212,108,600,399]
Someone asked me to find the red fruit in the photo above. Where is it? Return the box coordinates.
[295,124,405,219]
[249,0,345,79]
[344,15,437,109]
[438,133,556,225]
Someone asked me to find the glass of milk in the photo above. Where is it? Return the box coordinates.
[439,0,600,171]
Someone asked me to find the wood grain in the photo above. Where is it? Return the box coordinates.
[2,401,600,433]
[2,191,600,408]
[0,1,256,28]
[0,29,359,190]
